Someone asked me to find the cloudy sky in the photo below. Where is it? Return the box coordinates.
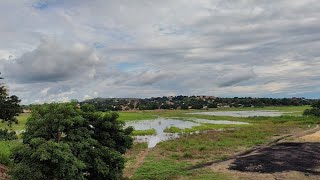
[0,0,320,104]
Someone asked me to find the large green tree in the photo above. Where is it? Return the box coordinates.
[0,73,21,125]
[11,103,133,180]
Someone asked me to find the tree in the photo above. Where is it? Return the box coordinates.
[303,101,320,117]
[0,73,21,125]
[11,103,133,180]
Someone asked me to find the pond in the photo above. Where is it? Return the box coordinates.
[188,110,285,117]
[126,118,248,148]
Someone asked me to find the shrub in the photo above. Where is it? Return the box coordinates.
[0,129,17,140]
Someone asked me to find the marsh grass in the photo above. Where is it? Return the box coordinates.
[117,111,157,121]
[163,124,250,133]
[132,129,157,136]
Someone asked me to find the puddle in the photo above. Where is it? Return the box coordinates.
[126,118,248,148]
[189,110,284,117]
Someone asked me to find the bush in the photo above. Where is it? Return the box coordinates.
[0,129,17,140]
[303,101,320,116]
[0,141,20,166]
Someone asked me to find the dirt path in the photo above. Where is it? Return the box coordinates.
[127,149,149,178]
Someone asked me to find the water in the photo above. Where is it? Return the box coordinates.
[126,118,248,148]
[188,110,284,117]
[126,118,199,148]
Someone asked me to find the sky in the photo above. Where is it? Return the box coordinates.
[0,0,320,104]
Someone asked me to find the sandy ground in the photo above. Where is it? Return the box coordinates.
[299,130,320,142]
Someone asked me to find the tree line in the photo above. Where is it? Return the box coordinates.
[80,96,316,111]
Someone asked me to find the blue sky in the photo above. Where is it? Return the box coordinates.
[1,0,320,104]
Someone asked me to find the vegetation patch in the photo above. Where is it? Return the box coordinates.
[0,140,21,166]
[132,129,157,136]
[117,111,156,121]
[164,124,249,133]
[132,156,191,180]
[0,113,29,132]
[124,142,148,177]
[0,129,17,140]
[181,169,231,180]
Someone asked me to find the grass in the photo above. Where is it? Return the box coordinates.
[132,129,157,136]
[0,113,29,132]
[0,140,21,166]
[131,156,192,180]
[117,111,156,121]
[164,124,251,133]
[124,142,148,178]
[182,169,231,180]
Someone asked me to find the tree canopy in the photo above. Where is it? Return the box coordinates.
[303,101,320,117]
[11,103,133,180]
[0,73,21,125]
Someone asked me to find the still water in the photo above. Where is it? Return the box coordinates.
[126,118,248,148]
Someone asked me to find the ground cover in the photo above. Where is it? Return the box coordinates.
[0,106,316,179]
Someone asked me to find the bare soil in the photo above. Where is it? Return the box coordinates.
[0,165,8,180]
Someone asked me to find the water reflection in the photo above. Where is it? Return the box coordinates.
[126,119,199,148]
[126,118,248,148]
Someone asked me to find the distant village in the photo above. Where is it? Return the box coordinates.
[76,96,314,112]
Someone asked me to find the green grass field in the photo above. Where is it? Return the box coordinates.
[0,105,318,179]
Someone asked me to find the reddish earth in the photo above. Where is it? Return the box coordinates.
[0,165,8,180]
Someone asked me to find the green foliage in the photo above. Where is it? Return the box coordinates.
[303,101,320,117]
[11,138,85,180]
[0,140,20,166]
[11,103,133,180]
[0,74,21,125]
[0,129,17,140]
